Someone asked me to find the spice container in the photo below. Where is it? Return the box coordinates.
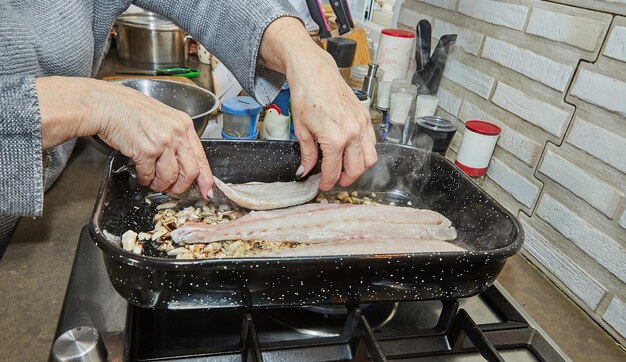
[415,95,439,118]
[326,37,357,83]
[376,81,393,110]
[362,63,379,101]
[349,65,368,89]
[353,89,371,110]
[455,120,501,177]
[406,116,457,154]
[376,29,416,82]
[270,82,290,116]
[389,80,417,122]
[221,96,262,139]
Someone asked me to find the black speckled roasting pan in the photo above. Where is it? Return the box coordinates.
[90,140,523,309]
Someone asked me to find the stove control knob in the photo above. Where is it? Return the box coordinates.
[52,326,108,362]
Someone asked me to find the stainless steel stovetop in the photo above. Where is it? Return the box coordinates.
[50,227,571,361]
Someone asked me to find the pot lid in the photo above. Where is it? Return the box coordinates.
[415,116,457,132]
[116,13,180,31]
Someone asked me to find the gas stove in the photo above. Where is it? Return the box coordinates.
[50,227,570,361]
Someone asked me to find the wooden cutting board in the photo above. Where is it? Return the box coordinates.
[102,75,197,85]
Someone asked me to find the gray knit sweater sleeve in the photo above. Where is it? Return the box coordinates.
[134,0,300,105]
[0,76,44,217]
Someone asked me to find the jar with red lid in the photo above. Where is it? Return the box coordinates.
[375,29,416,82]
[455,120,501,177]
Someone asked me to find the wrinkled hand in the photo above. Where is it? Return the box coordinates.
[287,47,378,191]
[89,80,213,196]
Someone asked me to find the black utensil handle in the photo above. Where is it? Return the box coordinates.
[339,0,354,28]
[305,0,332,38]
[416,20,431,71]
[329,0,351,35]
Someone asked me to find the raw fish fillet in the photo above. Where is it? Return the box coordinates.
[212,174,322,210]
[171,204,461,254]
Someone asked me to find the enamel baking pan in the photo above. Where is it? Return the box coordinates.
[90,141,523,309]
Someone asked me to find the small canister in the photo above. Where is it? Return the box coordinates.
[376,80,393,110]
[221,96,262,139]
[408,116,457,154]
[326,37,357,82]
[270,82,290,116]
[353,89,371,110]
[376,29,416,82]
[455,120,501,177]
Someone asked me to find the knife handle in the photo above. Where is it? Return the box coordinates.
[415,20,431,72]
[339,0,354,28]
[305,0,331,39]
[329,0,351,35]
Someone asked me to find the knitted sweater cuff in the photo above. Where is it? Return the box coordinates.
[0,76,44,217]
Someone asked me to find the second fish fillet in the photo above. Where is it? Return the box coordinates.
[171,203,461,254]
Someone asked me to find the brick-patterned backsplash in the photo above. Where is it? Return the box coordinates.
[399,0,626,344]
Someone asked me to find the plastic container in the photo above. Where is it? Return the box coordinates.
[407,116,457,154]
[270,82,290,116]
[349,65,368,89]
[389,80,417,123]
[353,89,371,110]
[221,96,262,139]
[376,81,393,110]
[376,29,415,82]
[326,37,357,82]
[456,120,501,177]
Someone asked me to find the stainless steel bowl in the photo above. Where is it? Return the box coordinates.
[92,79,218,153]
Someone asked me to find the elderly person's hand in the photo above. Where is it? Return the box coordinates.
[36,77,213,197]
[259,18,378,191]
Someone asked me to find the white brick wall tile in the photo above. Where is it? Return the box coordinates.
[603,297,626,339]
[482,37,574,92]
[487,158,539,208]
[521,220,607,310]
[539,150,624,218]
[443,58,495,98]
[567,117,626,173]
[420,0,457,10]
[526,8,606,51]
[537,194,626,283]
[437,87,462,116]
[604,25,626,62]
[620,210,626,230]
[491,83,570,137]
[570,69,626,117]
[458,0,529,31]
[433,19,484,56]
[398,7,433,29]
[461,102,542,165]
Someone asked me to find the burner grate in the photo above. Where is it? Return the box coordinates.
[127,286,567,362]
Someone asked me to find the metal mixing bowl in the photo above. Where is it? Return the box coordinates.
[92,78,218,152]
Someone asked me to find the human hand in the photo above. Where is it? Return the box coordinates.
[258,17,378,191]
[287,48,378,191]
[86,80,213,196]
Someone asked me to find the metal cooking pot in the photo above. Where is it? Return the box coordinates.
[92,79,218,152]
[115,12,189,69]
